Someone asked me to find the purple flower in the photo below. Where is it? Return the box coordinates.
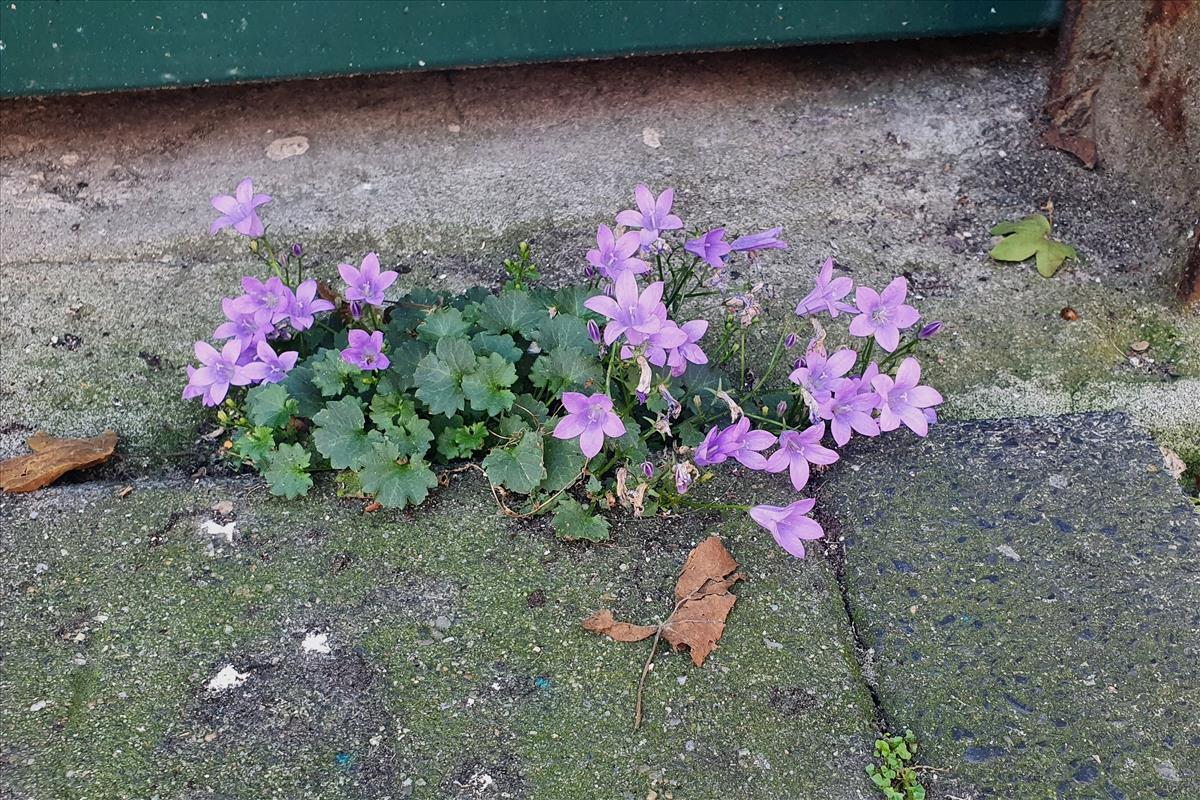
[665,319,708,377]
[749,499,824,559]
[788,348,857,402]
[615,185,684,246]
[339,252,398,308]
[641,461,655,479]
[213,298,274,347]
[765,424,839,491]
[849,277,920,352]
[918,320,944,340]
[722,418,777,470]
[243,340,298,384]
[693,419,775,470]
[674,461,696,494]
[730,227,787,253]
[622,321,688,367]
[288,279,335,331]
[586,319,602,345]
[291,242,303,257]
[871,357,943,437]
[587,224,649,281]
[553,392,626,458]
[583,271,667,346]
[185,340,252,405]
[818,369,881,447]
[209,178,271,238]
[784,332,798,350]
[795,257,857,318]
[233,276,293,323]
[341,329,389,371]
[684,228,732,269]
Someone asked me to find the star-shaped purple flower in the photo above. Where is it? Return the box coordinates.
[209,178,271,238]
[615,185,683,246]
[341,329,389,371]
[730,227,787,253]
[233,276,293,323]
[871,357,943,436]
[185,339,253,405]
[587,224,649,281]
[765,423,839,490]
[583,271,667,346]
[818,365,882,446]
[288,279,336,331]
[553,392,626,458]
[693,418,775,470]
[213,297,274,348]
[339,253,398,308]
[749,499,824,558]
[244,340,299,384]
[795,257,856,318]
[684,228,732,269]
[789,348,857,402]
[665,319,708,377]
[849,277,920,352]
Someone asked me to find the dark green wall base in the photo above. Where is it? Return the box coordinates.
[2,0,1063,97]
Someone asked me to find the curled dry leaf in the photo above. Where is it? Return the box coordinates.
[583,535,744,666]
[0,431,117,493]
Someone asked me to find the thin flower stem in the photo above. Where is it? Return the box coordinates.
[604,345,618,395]
[742,411,786,430]
[739,329,747,388]
[752,330,790,391]
[858,338,875,375]
[676,498,751,513]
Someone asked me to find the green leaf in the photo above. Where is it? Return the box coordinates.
[471,332,522,363]
[462,352,517,415]
[550,285,596,319]
[357,438,438,509]
[263,443,313,499]
[282,364,325,418]
[245,383,297,429]
[481,430,546,494]
[538,434,586,493]
[534,314,593,353]
[435,420,488,461]
[510,393,549,424]
[232,426,275,466]
[413,336,477,417]
[988,214,1077,278]
[551,499,609,542]
[312,397,373,470]
[478,290,547,338]
[378,340,427,393]
[418,307,472,343]
[310,348,357,397]
[529,347,602,394]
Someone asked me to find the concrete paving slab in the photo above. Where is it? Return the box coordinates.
[819,412,1200,799]
[0,475,877,800]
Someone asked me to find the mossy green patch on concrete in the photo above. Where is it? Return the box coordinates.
[0,476,877,799]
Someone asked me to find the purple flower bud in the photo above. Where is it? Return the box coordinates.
[776,400,788,418]
[636,390,647,405]
[587,319,601,344]
[785,332,798,349]
[603,283,615,298]
[291,242,303,257]
[641,461,654,479]
[674,462,694,495]
[918,321,944,340]
[349,300,363,321]
[583,263,597,280]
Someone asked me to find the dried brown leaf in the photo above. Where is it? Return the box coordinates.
[0,431,117,493]
[581,609,657,642]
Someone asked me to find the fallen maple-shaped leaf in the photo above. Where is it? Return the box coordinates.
[582,536,744,727]
[0,431,117,492]
[989,214,1078,278]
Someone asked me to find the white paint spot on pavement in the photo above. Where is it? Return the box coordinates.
[207,665,249,693]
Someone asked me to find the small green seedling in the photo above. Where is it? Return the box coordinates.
[502,240,540,289]
[989,214,1078,277]
[866,729,926,800]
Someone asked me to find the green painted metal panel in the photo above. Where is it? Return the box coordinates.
[1,0,1063,97]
